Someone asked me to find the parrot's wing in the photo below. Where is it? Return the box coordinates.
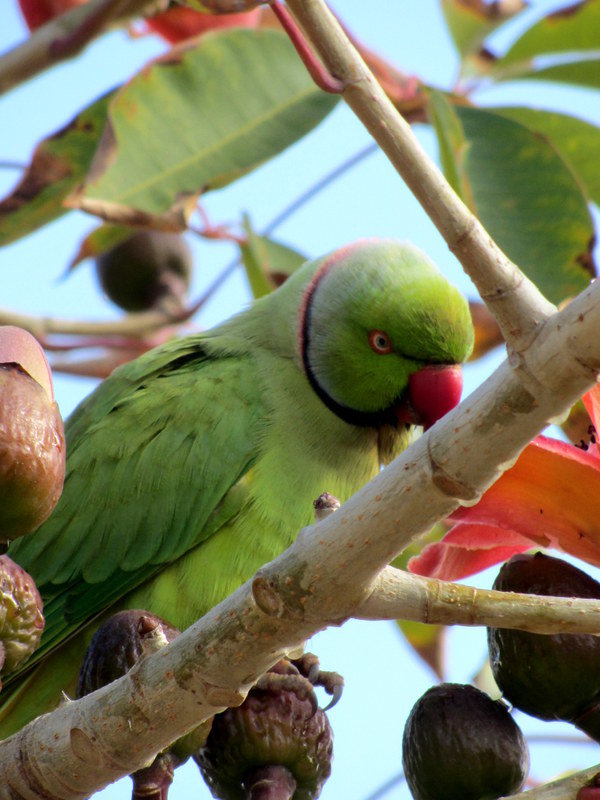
[7,334,265,675]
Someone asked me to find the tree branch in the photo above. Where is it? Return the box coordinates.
[0,0,164,95]
[357,566,600,633]
[282,0,557,354]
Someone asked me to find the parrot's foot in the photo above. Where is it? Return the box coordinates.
[258,653,344,713]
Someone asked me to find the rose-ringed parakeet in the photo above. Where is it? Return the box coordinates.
[0,240,473,737]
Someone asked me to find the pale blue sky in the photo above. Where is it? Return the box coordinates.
[1,2,599,798]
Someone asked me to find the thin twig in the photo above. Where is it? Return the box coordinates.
[0,0,162,95]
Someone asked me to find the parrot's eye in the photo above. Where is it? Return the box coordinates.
[368,330,393,354]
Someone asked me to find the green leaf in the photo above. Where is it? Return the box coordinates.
[427,90,471,202]
[80,29,338,215]
[68,224,133,271]
[240,216,306,299]
[507,57,600,91]
[0,93,111,248]
[428,92,595,303]
[440,0,526,59]
[492,107,600,205]
[501,0,600,65]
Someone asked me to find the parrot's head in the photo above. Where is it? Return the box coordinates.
[297,240,474,431]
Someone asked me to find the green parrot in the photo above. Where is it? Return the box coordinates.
[0,240,473,737]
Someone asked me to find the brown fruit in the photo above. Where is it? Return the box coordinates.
[195,659,333,800]
[488,552,600,740]
[0,327,65,541]
[77,610,180,698]
[77,610,210,799]
[0,555,44,684]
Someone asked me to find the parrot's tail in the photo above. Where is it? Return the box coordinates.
[0,637,85,740]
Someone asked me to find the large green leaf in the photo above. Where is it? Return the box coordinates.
[440,0,526,59]
[493,107,600,205]
[0,93,111,247]
[501,0,600,65]
[428,91,595,303]
[80,29,338,215]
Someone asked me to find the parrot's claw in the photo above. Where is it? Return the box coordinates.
[290,653,344,709]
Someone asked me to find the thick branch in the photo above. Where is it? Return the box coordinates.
[2,268,600,798]
[0,0,162,95]
[282,0,556,352]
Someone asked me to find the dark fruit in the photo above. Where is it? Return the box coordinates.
[402,683,529,800]
[0,326,65,541]
[77,610,210,799]
[195,658,334,800]
[488,552,600,740]
[77,610,180,698]
[0,555,44,685]
[94,231,193,313]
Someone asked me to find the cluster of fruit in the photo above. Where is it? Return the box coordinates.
[403,552,600,800]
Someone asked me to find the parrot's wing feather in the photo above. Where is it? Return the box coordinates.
[8,334,265,631]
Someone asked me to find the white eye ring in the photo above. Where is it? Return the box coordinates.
[368,330,393,354]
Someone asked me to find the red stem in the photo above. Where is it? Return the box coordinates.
[269,1,344,94]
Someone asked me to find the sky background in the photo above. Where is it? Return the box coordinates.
[2,1,600,798]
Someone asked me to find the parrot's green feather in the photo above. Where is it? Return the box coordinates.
[1,240,474,737]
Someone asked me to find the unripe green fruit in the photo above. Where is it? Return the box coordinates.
[0,555,44,683]
[402,683,529,800]
[95,231,193,313]
[488,552,600,740]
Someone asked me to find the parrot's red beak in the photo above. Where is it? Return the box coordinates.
[396,364,463,431]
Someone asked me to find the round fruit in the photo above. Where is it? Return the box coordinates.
[0,555,44,683]
[0,327,65,541]
[77,610,180,698]
[402,683,529,800]
[94,230,192,313]
[488,552,600,740]
[195,659,333,800]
